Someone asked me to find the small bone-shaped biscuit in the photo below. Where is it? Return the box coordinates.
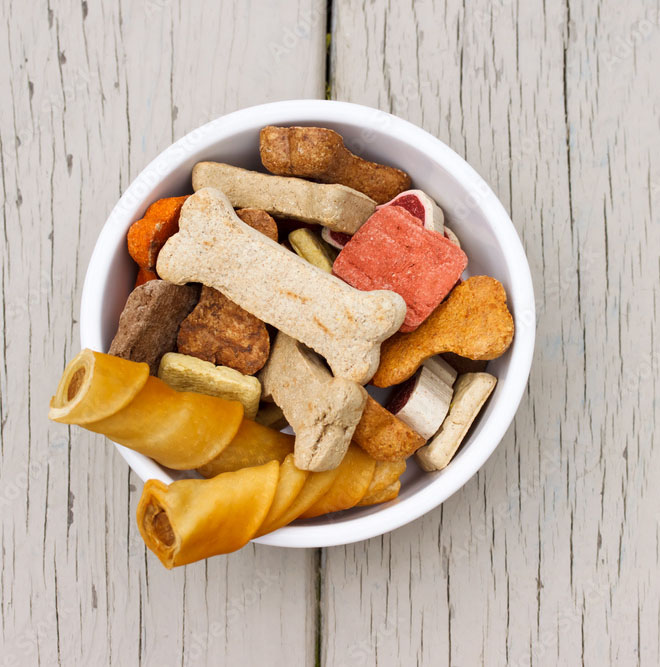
[371,276,514,387]
[259,333,368,472]
[157,188,406,384]
[192,162,376,233]
[259,126,411,204]
[416,372,497,471]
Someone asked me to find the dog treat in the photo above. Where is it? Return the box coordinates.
[442,352,488,374]
[416,372,497,471]
[333,206,468,332]
[352,396,425,461]
[254,402,289,430]
[177,286,270,375]
[386,366,453,440]
[127,195,189,270]
[444,225,461,248]
[378,189,444,233]
[109,280,199,375]
[259,333,368,471]
[48,350,244,469]
[236,207,278,242]
[192,162,376,233]
[135,267,158,288]
[157,188,406,383]
[358,481,401,506]
[158,352,261,419]
[288,228,337,272]
[259,125,411,204]
[300,445,376,518]
[197,418,295,477]
[138,445,406,567]
[372,276,514,387]
[321,227,352,250]
[423,356,458,386]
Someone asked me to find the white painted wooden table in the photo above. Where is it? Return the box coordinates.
[2,1,659,664]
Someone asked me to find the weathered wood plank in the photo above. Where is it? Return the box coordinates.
[326,1,660,665]
[0,1,325,665]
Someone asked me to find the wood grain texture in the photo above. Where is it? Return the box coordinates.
[0,1,325,665]
[327,0,660,665]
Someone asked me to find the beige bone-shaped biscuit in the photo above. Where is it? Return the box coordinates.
[192,162,376,233]
[260,333,368,471]
[157,188,406,384]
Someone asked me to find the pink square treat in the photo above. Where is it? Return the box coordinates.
[332,206,468,331]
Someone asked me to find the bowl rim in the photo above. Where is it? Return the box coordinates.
[80,99,535,549]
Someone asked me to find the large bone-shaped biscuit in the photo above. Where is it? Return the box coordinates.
[192,162,376,233]
[260,333,367,471]
[157,188,406,383]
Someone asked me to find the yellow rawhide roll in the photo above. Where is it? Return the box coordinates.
[138,461,281,568]
[49,349,244,470]
[138,448,407,567]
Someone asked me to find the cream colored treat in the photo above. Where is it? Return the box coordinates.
[259,333,367,472]
[254,403,289,430]
[192,162,376,233]
[157,352,261,419]
[288,228,337,272]
[444,225,461,248]
[388,366,453,440]
[416,372,497,471]
[157,188,406,384]
[423,356,458,386]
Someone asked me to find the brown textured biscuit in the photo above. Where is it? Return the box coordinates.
[260,125,411,205]
[177,286,270,375]
[372,276,514,388]
[352,396,425,461]
[156,188,406,384]
[109,280,199,375]
[235,208,278,242]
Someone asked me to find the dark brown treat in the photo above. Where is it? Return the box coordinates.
[235,208,278,242]
[260,125,411,204]
[177,286,270,375]
[108,280,200,375]
[441,352,488,374]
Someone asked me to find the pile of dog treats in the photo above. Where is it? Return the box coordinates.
[49,126,514,567]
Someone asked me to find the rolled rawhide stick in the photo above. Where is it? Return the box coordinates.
[416,372,497,471]
[377,189,444,233]
[192,162,376,233]
[49,349,244,470]
[423,356,457,387]
[138,445,406,567]
[157,188,406,384]
[386,366,453,441]
[259,332,367,471]
[158,352,261,419]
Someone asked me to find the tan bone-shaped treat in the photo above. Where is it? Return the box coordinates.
[416,372,497,471]
[157,188,406,384]
[192,162,376,234]
[259,333,368,472]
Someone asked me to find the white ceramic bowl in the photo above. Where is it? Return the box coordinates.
[80,100,535,549]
